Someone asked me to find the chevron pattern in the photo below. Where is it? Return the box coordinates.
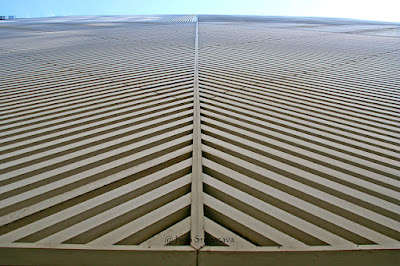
[0,17,196,246]
[0,15,399,251]
[199,20,400,247]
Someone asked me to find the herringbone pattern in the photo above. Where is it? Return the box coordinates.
[199,21,400,247]
[0,17,196,246]
[0,15,399,251]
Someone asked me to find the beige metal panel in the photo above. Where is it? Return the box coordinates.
[0,109,193,171]
[198,17,400,249]
[201,122,400,198]
[203,174,354,247]
[87,193,191,246]
[1,14,400,263]
[201,108,400,177]
[0,16,196,253]
[200,101,400,171]
[0,145,192,227]
[202,133,400,216]
[199,88,400,154]
[203,194,308,247]
[202,145,399,245]
[204,217,256,248]
[0,159,192,243]
[199,75,400,132]
[202,157,400,237]
[140,217,190,246]
[36,176,190,244]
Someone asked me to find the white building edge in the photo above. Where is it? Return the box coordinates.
[0,15,399,265]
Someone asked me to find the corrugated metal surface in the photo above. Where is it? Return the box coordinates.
[0,15,399,259]
[198,18,400,247]
[0,16,196,247]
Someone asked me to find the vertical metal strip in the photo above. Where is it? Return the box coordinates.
[190,15,205,250]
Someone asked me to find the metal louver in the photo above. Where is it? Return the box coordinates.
[0,14,399,265]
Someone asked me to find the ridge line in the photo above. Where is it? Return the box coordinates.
[190,15,205,250]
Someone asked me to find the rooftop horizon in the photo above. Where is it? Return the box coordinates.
[2,14,400,27]
[1,0,399,23]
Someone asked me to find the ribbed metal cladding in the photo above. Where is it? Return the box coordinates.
[0,15,196,247]
[0,14,400,254]
[198,16,400,248]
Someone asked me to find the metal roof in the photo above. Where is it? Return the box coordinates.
[0,15,399,265]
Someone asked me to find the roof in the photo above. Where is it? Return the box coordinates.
[0,15,399,265]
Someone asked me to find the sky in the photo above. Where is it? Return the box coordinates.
[1,0,399,23]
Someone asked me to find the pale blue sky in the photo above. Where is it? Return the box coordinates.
[1,0,399,22]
